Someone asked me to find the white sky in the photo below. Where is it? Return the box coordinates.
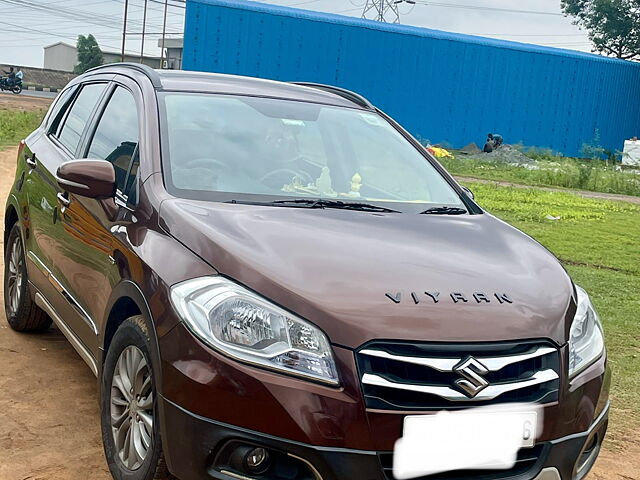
[1,0,593,68]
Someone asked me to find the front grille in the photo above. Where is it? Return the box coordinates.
[356,340,560,410]
[379,444,548,480]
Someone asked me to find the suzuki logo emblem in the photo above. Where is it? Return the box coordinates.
[453,356,490,398]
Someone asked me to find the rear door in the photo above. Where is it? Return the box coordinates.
[22,84,79,297]
[53,79,142,344]
[23,81,109,350]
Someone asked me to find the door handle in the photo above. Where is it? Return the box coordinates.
[56,192,70,207]
[25,154,36,169]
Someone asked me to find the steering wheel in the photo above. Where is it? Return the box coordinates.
[259,168,314,188]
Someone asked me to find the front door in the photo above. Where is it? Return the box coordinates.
[54,82,142,345]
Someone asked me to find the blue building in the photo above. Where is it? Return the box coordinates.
[183,0,640,157]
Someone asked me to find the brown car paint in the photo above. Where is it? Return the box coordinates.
[57,159,117,198]
[158,198,574,348]
[4,64,610,480]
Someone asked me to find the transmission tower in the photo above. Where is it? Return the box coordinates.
[361,0,404,23]
[362,0,400,23]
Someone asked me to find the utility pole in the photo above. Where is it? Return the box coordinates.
[361,0,414,23]
[159,0,169,69]
[121,0,129,61]
[140,0,149,63]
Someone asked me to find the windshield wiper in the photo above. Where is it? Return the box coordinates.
[419,206,468,215]
[227,198,400,213]
[274,198,401,213]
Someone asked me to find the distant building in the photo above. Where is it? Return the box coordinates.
[158,37,183,69]
[43,42,77,72]
[43,42,162,72]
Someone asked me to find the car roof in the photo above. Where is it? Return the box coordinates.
[83,63,373,110]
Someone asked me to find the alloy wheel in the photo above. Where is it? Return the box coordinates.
[110,345,154,470]
[6,235,24,317]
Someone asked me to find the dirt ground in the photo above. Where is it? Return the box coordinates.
[0,142,638,479]
[0,92,53,112]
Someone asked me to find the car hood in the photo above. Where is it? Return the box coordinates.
[159,199,574,348]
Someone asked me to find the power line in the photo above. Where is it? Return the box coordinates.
[0,0,185,59]
[148,0,185,8]
[0,19,141,54]
[411,1,563,16]
[0,0,140,30]
[0,0,184,33]
[286,0,324,6]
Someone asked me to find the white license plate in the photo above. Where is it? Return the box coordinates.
[403,410,537,448]
[394,409,539,479]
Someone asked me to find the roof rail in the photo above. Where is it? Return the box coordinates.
[292,82,374,109]
[84,62,163,89]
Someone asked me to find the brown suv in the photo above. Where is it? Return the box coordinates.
[4,64,609,480]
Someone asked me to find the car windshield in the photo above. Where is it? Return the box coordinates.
[159,93,465,211]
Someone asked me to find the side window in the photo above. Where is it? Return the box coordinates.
[57,83,106,154]
[124,150,140,204]
[45,85,77,133]
[86,87,139,195]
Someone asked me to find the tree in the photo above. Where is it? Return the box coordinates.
[74,34,104,74]
[561,0,640,61]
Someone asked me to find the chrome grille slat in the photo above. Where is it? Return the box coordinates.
[362,368,559,402]
[360,345,556,372]
[356,341,561,410]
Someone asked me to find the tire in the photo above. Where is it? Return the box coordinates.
[101,316,173,480]
[12,85,22,94]
[3,223,51,332]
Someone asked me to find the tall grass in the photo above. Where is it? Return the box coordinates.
[440,156,640,197]
[471,181,640,434]
[0,109,45,150]
[467,182,638,222]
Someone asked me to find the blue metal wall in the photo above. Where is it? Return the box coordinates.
[183,0,640,157]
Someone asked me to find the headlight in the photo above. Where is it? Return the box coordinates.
[568,286,605,377]
[170,276,339,385]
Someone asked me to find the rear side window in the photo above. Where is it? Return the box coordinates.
[45,85,77,133]
[57,83,106,155]
[86,86,139,195]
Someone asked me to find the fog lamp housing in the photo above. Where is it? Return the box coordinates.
[245,447,271,474]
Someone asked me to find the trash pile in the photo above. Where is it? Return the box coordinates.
[424,139,535,165]
[426,145,454,159]
[463,144,534,164]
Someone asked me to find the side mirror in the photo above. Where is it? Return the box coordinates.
[56,159,116,199]
[461,185,475,200]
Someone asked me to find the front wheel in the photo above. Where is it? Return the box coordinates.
[101,316,173,480]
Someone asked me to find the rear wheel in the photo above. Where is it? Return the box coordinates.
[3,223,51,331]
[11,84,22,94]
[101,316,173,480]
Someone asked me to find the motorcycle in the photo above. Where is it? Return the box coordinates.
[0,77,23,94]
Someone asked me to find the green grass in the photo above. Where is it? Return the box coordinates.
[468,180,640,437]
[0,109,45,150]
[441,155,640,197]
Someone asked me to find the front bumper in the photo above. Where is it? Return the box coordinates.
[158,323,611,480]
[161,396,608,480]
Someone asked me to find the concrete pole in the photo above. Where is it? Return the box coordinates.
[140,0,149,63]
[121,0,129,62]
[160,0,169,69]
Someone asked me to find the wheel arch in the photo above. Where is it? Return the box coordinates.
[99,280,164,393]
[4,201,19,253]
[99,280,174,479]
